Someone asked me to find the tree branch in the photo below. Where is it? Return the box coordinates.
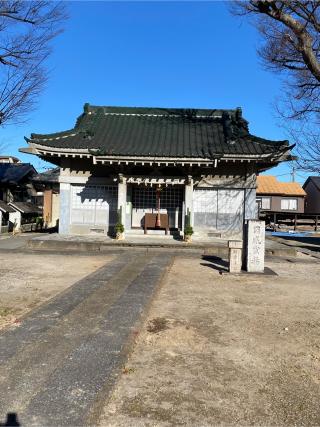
[0,1,67,125]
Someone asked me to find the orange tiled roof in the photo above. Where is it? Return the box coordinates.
[257,175,306,196]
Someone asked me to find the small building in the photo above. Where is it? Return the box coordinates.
[7,201,42,232]
[0,156,21,164]
[256,176,306,214]
[0,200,15,233]
[32,168,60,229]
[20,104,293,238]
[303,177,320,214]
[0,161,38,204]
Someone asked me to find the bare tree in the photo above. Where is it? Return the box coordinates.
[232,1,320,173]
[0,1,66,126]
[284,119,320,173]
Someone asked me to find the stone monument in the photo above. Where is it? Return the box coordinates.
[245,220,265,273]
[228,240,243,273]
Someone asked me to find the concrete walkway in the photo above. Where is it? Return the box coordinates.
[0,251,172,426]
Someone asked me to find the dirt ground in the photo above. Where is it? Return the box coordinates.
[0,252,111,330]
[99,252,320,426]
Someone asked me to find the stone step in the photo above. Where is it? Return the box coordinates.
[126,230,183,238]
[126,228,182,236]
[193,231,222,238]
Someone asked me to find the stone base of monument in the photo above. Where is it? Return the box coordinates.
[228,240,243,273]
[245,220,265,273]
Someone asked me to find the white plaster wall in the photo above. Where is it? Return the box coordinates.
[244,188,257,220]
[68,184,118,235]
[193,187,245,236]
[9,211,21,231]
[197,173,256,189]
[59,182,71,234]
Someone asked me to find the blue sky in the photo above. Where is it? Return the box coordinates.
[0,1,306,183]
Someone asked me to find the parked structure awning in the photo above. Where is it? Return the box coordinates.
[8,202,42,214]
[0,200,16,213]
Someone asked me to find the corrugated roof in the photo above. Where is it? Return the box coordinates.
[8,201,42,214]
[26,104,291,159]
[257,176,306,196]
[0,200,15,213]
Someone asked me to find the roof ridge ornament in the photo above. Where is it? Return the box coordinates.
[222,110,249,144]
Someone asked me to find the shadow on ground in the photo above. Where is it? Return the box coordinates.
[201,255,277,276]
[0,413,20,426]
[201,255,229,272]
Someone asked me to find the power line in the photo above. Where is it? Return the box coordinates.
[274,173,291,177]
[296,173,307,179]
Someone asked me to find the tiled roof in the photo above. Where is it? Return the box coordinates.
[32,168,60,184]
[0,163,36,185]
[25,104,291,159]
[257,176,306,196]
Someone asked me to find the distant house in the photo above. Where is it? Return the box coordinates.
[32,168,60,228]
[7,201,42,232]
[0,156,21,164]
[303,177,320,214]
[0,200,15,233]
[0,159,44,233]
[0,161,38,204]
[256,176,306,214]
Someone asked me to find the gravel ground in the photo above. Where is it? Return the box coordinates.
[99,252,320,426]
[0,252,111,330]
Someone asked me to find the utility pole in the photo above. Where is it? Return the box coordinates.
[291,166,296,182]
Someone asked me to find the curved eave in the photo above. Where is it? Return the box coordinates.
[19,142,292,170]
[27,128,78,141]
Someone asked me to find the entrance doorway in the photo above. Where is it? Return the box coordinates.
[131,185,183,230]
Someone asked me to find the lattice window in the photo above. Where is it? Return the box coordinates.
[132,187,156,209]
[160,187,183,209]
[132,186,183,210]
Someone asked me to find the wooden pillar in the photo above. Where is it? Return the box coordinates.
[273,213,277,231]
[294,214,297,231]
[315,215,318,232]
[43,189,53,227]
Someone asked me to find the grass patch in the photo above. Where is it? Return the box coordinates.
[147,317,169,334]
[0,307,12,317]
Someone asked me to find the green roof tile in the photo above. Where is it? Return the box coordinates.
[27,104,290,159]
